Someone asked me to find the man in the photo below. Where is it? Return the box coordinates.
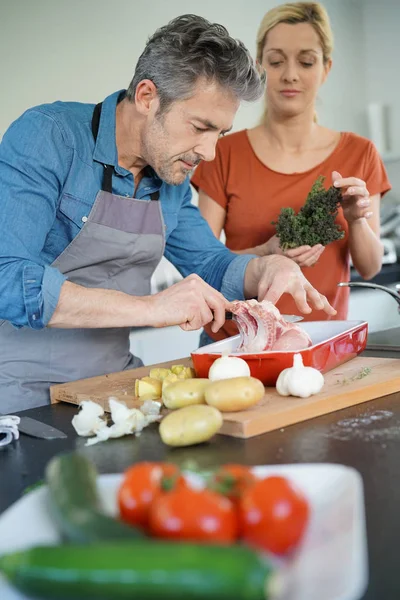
[0,15,335,411]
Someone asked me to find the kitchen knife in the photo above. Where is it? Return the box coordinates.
[225,312,304,323]
[0,413,67,440]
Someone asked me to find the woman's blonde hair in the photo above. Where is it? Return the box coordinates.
[257,2,334,122]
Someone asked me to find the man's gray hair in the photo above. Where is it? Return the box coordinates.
[126,14,265,111]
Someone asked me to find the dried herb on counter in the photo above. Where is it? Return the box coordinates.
[273,175,344,249]
[336,366,372,386]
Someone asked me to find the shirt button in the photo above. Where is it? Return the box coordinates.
[82,216,88,223]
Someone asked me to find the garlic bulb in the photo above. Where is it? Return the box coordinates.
[208,355,250,381]
[276,353,324,398]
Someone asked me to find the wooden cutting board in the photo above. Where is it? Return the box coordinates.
[50,356,400,438]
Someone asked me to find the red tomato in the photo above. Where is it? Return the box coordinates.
[118,462,181,528]
[239,475,309,555]
[149,485,239,544]
[211,464,257,502]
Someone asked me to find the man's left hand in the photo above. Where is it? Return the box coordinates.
[244,255,337,315]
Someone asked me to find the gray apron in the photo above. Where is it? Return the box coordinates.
[0,102,165,412]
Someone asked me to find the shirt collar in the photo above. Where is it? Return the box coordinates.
[92,89,162,187]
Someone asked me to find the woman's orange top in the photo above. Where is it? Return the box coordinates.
[191,130,391,342]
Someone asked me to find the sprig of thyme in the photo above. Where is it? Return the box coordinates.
[336,366,372,386]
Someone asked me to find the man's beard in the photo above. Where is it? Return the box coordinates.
[156,155,201,186]
[154,157,185,186]
[142,121,201,186]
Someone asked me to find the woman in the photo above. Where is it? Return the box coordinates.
[192,1,391,346]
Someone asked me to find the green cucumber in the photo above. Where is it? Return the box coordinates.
[0,542,279,600]
[45,452,144,543]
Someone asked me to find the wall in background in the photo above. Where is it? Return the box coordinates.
[362,0,400,156]
[1,0,366,138]
[361,0,400,192]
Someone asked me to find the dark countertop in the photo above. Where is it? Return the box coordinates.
[2,350,400,599]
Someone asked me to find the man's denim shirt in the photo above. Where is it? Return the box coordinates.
[0,90,255,329]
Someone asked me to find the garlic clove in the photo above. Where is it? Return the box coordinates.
[276,368,290,396]
[72,400,107,437]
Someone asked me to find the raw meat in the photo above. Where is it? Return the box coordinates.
[229,299,312,353]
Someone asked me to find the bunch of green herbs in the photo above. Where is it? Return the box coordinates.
[273,175,344,249]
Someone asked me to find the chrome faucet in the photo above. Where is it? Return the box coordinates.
[337,281,400,310]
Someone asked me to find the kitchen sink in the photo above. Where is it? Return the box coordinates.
[362,326,400,358]
[342,281,400,357]
[344,281,400,334]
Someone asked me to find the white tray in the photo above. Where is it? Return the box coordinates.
[0,463,368,600]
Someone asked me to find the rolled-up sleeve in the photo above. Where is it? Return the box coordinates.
[0,109,71,328]
[220,254,257,301]
[23,264,67,329]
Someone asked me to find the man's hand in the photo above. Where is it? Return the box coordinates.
[47,277,228,331]
[244,255,336,315]
[148,274,230,333]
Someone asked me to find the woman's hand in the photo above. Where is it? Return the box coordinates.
[332,170,372,224]
[262,234,325,268]
[284,244,325,267]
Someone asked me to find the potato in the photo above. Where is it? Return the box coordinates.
[159,404,223,447]
[162,378,210,409]
[204,376,265,412]
[149,367,172,381]
[139,393,162,404]
[177,367,196,380]
[169,365,195,379]
[135,376,162,399]
[170,364,186,376]
[161,373,179,391]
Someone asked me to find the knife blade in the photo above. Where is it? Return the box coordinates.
[0,413,67,440]
[225,312,304,323]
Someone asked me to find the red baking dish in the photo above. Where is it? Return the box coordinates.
[191,320,368,386]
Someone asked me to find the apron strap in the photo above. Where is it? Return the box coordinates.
[91,102,159,200]
[92,103,114,193]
